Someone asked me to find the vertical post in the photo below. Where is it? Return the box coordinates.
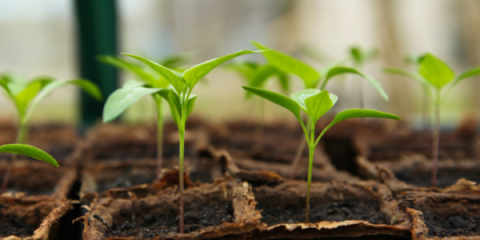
[74,0,118,127]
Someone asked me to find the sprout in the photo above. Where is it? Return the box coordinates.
[243,86,399,222]
[385,53,480,186]
[104,49,263,233]
[0,74,101,193]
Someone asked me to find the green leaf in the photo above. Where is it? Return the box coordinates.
[452,67,480,87]
[156,89,182,126]
[330,109,400,127]
[349,47,378,66]
[99,56,158,86]
[186,95,197,119]
[224,61,259,82]
[183,50,262,89]
[277,72,290,93]
[103,86,165,123]
[122,53,186,93]
[0,144,58,167]
[291,89,321,111]
[122,80,145,88]
[15,80,44,118]
[383,68,430,88]
[0,76,15,101]
[242,86,301,121]
[252,41,320,88]
[305,90,337,123]
[159,53,192,69]
[419,54,455,90]
[321,67,388,100]
[23,79,102,125]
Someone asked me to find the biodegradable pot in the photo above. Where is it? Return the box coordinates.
[0,161,76,200]
[76,179,261,240]
[206,120,332,171]
[357,156,480,191]
[0,123,79,164]
[77,121,204,166]
[400,180,480,239]
[0,198,71,240]
[249,180,412,239]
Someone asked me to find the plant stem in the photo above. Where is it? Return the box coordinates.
[305,121,315,223]
[178,103,188,234]
[0,123,27,194]
[155,98,164,183]
[431,101,440,186]
[291,117,311,180]
[359,80,365,109]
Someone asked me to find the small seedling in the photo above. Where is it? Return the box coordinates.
[243,86,399,222]
[385,53,480,186]
[0,74,101,193]
[100,55,187,182]
[104,49,262,233]
[252,42,389,178]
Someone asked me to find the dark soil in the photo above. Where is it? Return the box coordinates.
[258,198,387,226]
[422,212,480,237]
[96,175,155,194]
[0,165,64,196]
[0,218,33,237]
[322,136,358,175]
[107,201,234,237]
[90,142,195,162]
[393,166,480,188]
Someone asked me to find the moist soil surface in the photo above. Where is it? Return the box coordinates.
[393,167,480,188]
[0,219,33,237]
[422,211,480,237]
[257,198,388,226]
[106,201,234,238]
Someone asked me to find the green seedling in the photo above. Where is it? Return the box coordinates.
[243,86,399,222]
[252,42,389,179]
[0,144,59,195]
[349,46,379,108]
[0,74,101,193]
[100,55,190,182]
[103,49,262,233]
[384,53,480,186]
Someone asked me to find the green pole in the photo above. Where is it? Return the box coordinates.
[74,0,118,127]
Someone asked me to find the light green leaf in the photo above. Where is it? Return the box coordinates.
[122,53,186,93]
[452,67,480,87]
[249,64,279,89]
[419,54,455,90]
[252,41,320,89]
[5,74,26,96]
[291,89,320,111]
[15,80,44,117]
[305,90,337,123]
[0,144,58,167]
[242,86,301,121]
[103,86,165,122]
[0,76,15,101]
[186,95,197,119]
[321,67,388,100]
[23,79,102,125]
[277,72,290,93]
[99,56,158,86]
[330,109,400,127]
[224,61,259,82]
[123,80,145,89]
[383,68,430,88]
[156,89,182,126]
[183,50,262,89]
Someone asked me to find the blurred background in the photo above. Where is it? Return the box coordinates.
[0,0,479,127]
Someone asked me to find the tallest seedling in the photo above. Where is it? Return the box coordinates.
[244,86,399,222]
[120,49,262,233]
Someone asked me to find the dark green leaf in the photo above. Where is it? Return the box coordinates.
[122,53,186,93]
[242,86,301,121]
[0,144,58,167]
[321,67,388,100]
[252,41,320,88]
[183,50,262,89]
[419,53,455,90]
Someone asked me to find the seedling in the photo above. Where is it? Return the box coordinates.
[252,42,389,178]
[0,74,101,193]
[100,55,188,182]
[243,86,399,222]
[349,46,379,108]
[104,49,262,233]
[384,53,480,186]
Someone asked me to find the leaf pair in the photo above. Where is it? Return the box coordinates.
[0,144,58,167]
[252,42,388,100]
[0,74,102,125]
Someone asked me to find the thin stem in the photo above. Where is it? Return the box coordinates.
[155,98,164,183]
[305,120,315,223]
[0,123,27,194]
[291,118,311,180]
[431,100,440,187]
[178,125,185,233]
[359,80,365,109]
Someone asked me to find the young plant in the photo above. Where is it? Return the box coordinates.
[104,49,262,233]
[251,42,389,178]
[0,74,101,193]
[100,55,182,182]
[243,86,399,222]
[349,46,379,108]
[384,53,480,186]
